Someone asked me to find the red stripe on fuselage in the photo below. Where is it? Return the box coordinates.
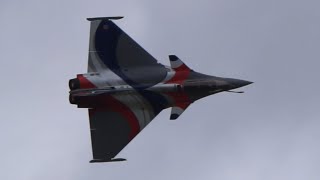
[166,92,190,109]
[77,74,96,89]
[165,66,190,85]
[165,64,191,108]
[176,102,190,109]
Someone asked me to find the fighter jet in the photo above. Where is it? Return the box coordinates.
[69,17,252,163]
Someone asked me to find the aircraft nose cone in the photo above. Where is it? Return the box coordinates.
[224,78,253,89]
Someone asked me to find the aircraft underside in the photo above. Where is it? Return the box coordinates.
[69,17,252,162]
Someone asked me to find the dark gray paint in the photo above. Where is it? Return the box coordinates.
[89,110,131,160]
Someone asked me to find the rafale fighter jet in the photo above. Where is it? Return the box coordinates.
[69,17,252,163]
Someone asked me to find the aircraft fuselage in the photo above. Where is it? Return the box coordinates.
[69,68,251,109]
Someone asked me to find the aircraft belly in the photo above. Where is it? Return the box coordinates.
[69,17,252,162]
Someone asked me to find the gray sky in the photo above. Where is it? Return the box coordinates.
[1,0,320,179]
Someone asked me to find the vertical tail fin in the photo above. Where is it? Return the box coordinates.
[169,55,191,71]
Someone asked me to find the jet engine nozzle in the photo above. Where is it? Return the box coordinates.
[69,78,80,90]
[69,94,78,104]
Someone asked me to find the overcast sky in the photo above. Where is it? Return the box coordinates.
[1,0,320,179]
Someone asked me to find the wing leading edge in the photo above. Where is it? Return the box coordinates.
[87,17,167,87]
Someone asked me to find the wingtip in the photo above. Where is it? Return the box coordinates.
[90,158,127,163]
[87,16,124,21]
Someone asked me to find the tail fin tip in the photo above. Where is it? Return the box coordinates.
[168,55,191,71]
